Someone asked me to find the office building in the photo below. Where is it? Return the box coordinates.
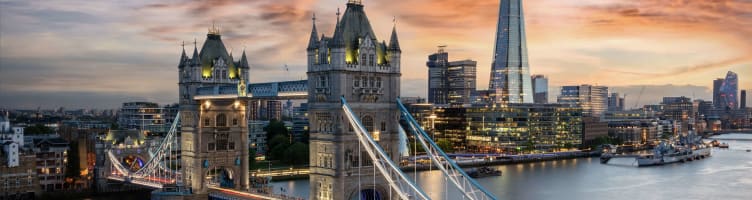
[557,85,609,117]
[488,0,534,103]
[581,117,608,147]
[718,71,738,109]
[741,90,747,109]
[532,75,548,104]
[248,120,268,154]
[117,102,166,134]
[608,93,625,111]
[608,121,658,145]
[713,78,724,109]
[427,47,477,104]
[415,103,583,153]
[291,103,309,142]
[266,100,283,121]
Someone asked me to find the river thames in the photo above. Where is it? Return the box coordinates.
[273,133,752,200]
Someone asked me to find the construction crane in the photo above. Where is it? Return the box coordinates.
[634,86,646,109]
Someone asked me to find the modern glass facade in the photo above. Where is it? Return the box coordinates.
[719,71,738,109]
[557,85,609,117]
[532,75,548,104]
[489,0,533,104]
[427,49,477,104]
[412,103,583,153]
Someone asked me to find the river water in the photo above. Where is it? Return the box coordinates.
[272,133,752,200]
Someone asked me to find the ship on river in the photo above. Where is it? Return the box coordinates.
[601,131,711,167]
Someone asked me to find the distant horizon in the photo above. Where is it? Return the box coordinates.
[1,0,750,110]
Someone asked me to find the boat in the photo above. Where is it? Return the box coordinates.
[465,167,501,178]
[718,143,729,148]
[635,131,712,167]
[746,149,751,152]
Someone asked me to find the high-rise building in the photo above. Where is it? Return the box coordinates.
[427,47,477,104]
[117,102,165,133]
[489,0,534,104]
[557,85,609,117]
[741,90,747,109]
[608,93,625,111]
[307,1,402,198]
[718,71,738,109]
[266,100,282,120]
[713,78,724,108]
[531,75,548,104]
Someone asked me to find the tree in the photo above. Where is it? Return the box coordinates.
[283,142,309,165]
[268,135,290,160]
[436,139,455,153]
[24,124,54,135]
[264,119,289,140]
[248,148,256,170]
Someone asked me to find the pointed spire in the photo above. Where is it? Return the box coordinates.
[307,13,319,50]
[191,38,200,64]
[388,17,401,51]
[179,41,188,68]
[239,49,249,69]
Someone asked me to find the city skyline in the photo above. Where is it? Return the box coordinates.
[1,0,751,109]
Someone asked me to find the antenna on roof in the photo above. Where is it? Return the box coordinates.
[438,45,447,53]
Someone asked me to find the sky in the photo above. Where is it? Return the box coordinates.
[0,0,751,109]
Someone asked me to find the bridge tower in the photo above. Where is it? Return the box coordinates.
[307,1,402,199]
[178,26,251,194]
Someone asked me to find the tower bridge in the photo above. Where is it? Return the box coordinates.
[99,1,498,199]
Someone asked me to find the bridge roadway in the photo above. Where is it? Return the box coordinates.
[208,186,303,200]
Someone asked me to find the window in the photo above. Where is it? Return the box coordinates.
[232,118,238,126]
[228,142,235,150]
[221,70,227,79]
[361,54,366,65]
[381,122,386,131]
[354,77,360,87]
[319,76,328,87]
[362,116,374,132]
[369,77,375,88]
[204,118,211,126]
[369,54,375,66]
[376,77,382,88]
[208,143,215,151]
[217,133,229,151]
[216,114,227,127]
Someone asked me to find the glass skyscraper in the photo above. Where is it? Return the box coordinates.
[489,0,534,104]
[719,71,738,109]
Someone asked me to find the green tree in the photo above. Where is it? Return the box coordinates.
[264,119,289,140]
[283,142,309,165]
[436,139,455,153]
[24,124,54,135]
[248,148,256,170]
[268,135,290,160]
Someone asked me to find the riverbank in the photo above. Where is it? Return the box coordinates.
[268,151,600,182]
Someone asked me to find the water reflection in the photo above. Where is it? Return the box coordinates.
[272,134,752,200]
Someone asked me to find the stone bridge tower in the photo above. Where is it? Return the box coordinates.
[307,1,402,199]
[178,26,251,195]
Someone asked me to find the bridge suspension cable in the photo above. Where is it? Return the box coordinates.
[106,112,182,188]
[341,97,431,200]
[397,98,499,200]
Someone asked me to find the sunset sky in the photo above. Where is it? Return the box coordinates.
[1,0,750,109]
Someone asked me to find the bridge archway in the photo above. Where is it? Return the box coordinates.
[205,167,235,189]
[121,155,146,171]
[348,185,386,200]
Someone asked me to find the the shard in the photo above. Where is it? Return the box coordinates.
[489,0,534,103]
